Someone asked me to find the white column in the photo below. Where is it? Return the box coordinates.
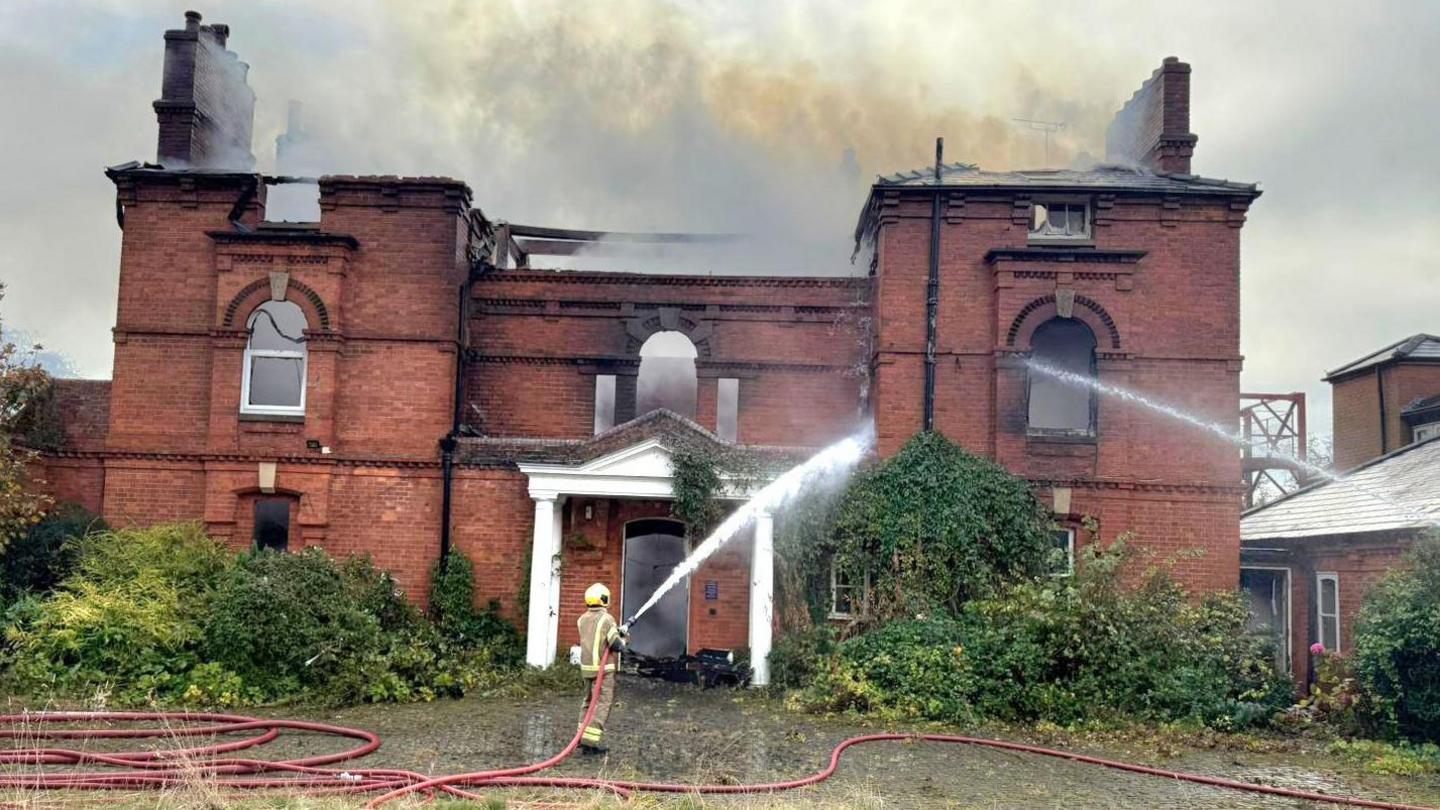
[525,495,559,667]
[748,510,775,687]
[544,495,565,665]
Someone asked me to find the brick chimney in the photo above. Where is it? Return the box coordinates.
[153,10,256,170]
[1104,57,1197,174]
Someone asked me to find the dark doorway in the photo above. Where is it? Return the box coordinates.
[1240,567,1291,674]
[622,518,688,658]
[254,498,291,552]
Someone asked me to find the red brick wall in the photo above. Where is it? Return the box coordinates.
[50,380,110,451]
[1332,363,1440,471]
[870,188,1251,594]
[1282,540,1411,685]
[468,272,868,448]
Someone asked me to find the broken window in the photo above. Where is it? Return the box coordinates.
[242,300,307,416]
[636,331,698,420]
[717,378,739,442]
[254,497,291,552]
[1028,318,1097,435]
[1030,201,1090,240]
[593,374,617,435]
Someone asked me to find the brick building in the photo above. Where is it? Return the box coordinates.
[1241,335,1440,685]
[38,15,1264,684]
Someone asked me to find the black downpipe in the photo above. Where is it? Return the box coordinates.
[439,254,485,572]
[922,137,944,431]
[1376,365,1388,455]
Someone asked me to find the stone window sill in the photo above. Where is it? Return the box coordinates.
[239,413,305,424]
[1026,431,1097,445]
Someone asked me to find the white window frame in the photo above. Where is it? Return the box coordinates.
[240,307,308,417]
[829,560,869,620]
[1050,527,1076,576]
[1414,422,1440,443]
[1241,565,1293,675]
[1316,572,1341,654]
[1028,199,1092,241]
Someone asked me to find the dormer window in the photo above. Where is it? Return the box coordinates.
[1030,201,1090,241]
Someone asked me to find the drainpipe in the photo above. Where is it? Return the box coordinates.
[923,137,944,432]
[439,230,492,573]
[1376,365,1388,456]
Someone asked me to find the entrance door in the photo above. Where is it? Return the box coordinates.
[622,518,689,659]
[1240,567,1291,675]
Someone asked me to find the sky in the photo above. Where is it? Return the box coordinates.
[0,0,1437,439]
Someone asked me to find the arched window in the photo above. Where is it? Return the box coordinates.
[637,331,697,420]
[241,300,308,416]
[1027,317,1096,435]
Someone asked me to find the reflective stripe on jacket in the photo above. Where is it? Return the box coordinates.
[577,607,620,677]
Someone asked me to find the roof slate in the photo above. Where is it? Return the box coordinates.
[1325,334,1440,380]
[1241,436,1440,542]
[874,162,1259,196]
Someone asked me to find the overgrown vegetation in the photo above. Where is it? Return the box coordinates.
[668,437,764,538]
[1352,533,1440,742]
[791,540,1291,729]
[0,504,103,604]
[0,282,56,553]
[1,523,526,707]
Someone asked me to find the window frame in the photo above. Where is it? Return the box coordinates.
[1241,565,1293,675]
[1025,318,1099,438]
[1316,572,1341,654]
[716,377,740,442]
[593,374,617,435]
[829,560,869,620]
[1028,198,1092,242]
[240,303,308,417]
[253,497,292,552]
[1049,526,1076,577]
[1414,422,1440,443]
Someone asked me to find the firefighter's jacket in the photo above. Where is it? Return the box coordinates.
[577,606,622,678]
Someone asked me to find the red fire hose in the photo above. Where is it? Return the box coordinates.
[0,649,1432,809]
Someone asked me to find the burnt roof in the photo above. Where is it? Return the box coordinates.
[874,162,1260,196]
[1324,334,1440,382]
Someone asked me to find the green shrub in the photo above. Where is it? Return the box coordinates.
[955,541,1290,728]
[4,523,229,702]
[767,624,836,690]
[0,504,104,603]
[801,617,972,723]
[829,432,1055,617]
[1353,533,1440,742]
[430,551,522,666]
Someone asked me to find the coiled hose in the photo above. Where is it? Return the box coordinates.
[0,649,1430,809]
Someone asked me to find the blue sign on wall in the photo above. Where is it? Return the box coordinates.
[705,580,719,601]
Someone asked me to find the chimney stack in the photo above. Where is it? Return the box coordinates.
[153,10,256,170]
[1105,57,1197,175]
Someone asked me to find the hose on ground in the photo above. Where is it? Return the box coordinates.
[0,649,1430,809]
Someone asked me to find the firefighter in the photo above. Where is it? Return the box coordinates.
[577,582,627,754]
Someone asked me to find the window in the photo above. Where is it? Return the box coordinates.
[1241,567,1292,675]
[829,561,868,619]
[1048,527,1075,576]
[1027,318,1097,435]
[1415,422,1440,443]
[242,300,308,415]
[593,374,617,434]
[1316,573,1340,653]
[1030,201,1090,240]
[637,331,698,420]
[717,378,739,442]
[254,498,291,552]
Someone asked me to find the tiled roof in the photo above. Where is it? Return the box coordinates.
[1324,334,1440,381]
[1403,392,1440,417]
[1241,437,1440,542]
[874,162,1259,196]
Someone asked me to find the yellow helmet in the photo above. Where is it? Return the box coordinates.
[584,583,611,607]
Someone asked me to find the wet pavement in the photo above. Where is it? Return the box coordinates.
[251,675,1440,809]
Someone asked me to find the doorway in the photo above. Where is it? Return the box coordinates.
[1240,567,1292,675]
[622,518,689,658]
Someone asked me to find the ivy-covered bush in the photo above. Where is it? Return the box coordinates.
[767,624,836,690]
[799,617,973,723]
[0,503,104,604]
[1353,533,1440,742]
[828,431,1055,617]
[5,523,230,702]
[430,551,523,667]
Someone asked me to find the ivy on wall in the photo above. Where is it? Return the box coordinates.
[667,437,764,539]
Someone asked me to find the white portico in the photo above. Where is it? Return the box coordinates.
[517,435,777,686]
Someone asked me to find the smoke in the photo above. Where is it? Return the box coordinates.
[234,1,1129,274]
